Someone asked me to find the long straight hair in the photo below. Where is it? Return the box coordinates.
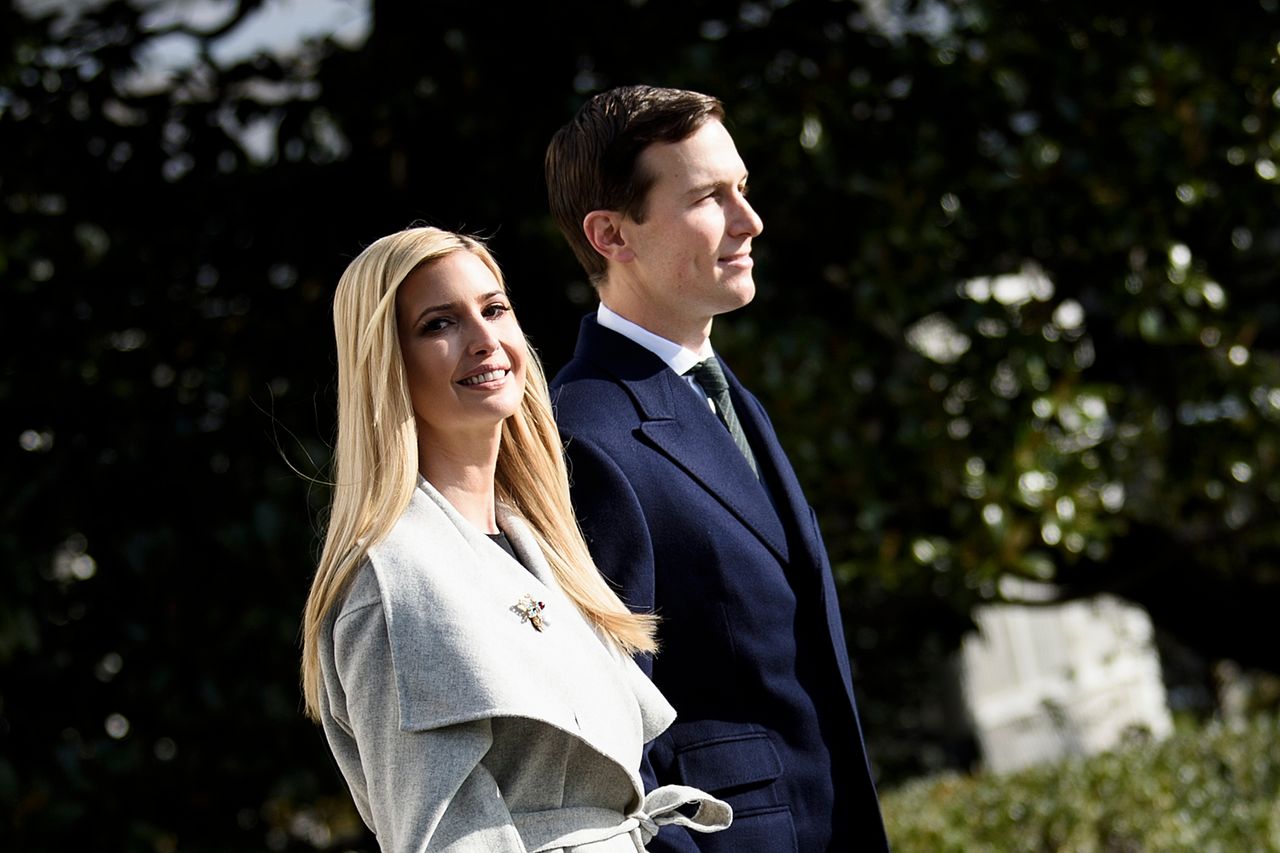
[301,227,657,720]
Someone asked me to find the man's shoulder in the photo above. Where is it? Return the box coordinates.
[551,359,636,429]
[549,352,609,390]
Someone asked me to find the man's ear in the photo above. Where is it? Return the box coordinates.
[582,210,635,264]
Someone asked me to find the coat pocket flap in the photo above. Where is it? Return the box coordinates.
[674,731,783,792]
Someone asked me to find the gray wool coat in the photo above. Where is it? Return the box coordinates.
[317,478,730,852]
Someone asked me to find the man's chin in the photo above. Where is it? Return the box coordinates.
[720,275,757,308]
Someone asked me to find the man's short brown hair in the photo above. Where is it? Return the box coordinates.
[545,85,724,284]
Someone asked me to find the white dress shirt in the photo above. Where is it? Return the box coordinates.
[596,303,716,410]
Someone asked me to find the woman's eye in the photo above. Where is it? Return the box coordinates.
[484,303,510,318]
[421,318,450,334]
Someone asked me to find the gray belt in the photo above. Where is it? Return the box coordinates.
[520,785,732,851]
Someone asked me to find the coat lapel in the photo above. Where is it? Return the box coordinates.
[372,480,660,774]
[723,370,859,697]
[721,362,829,579]
[498,506,676,745]
[575,317,790,563]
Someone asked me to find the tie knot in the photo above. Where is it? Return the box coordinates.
[687,357,729,395]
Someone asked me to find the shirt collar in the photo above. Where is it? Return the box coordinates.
[597,302,712,376]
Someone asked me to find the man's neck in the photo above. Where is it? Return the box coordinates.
[596,302,712,378]
[597,296,712,355]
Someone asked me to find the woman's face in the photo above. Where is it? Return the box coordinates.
[395,250,527,447]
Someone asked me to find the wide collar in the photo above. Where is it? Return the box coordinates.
[361,477,674,791]
[573,315,791,564]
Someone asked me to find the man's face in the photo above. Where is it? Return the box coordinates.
[613,119,764,347]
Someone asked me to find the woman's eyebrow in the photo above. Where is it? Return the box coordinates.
[409,292,505,326]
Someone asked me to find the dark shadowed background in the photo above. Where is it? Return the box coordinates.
[3,0,1279,849]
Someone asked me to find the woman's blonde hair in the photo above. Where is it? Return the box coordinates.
[301,226,657,720]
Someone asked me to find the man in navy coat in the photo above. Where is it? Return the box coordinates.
[544,85,889,852]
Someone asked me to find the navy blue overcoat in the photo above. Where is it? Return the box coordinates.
[551,315,889,852]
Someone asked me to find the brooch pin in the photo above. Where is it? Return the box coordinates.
[511,594,547,632]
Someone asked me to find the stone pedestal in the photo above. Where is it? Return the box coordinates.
[960,579,1172,773]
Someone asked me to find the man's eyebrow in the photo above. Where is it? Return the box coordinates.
[684,174,750,198]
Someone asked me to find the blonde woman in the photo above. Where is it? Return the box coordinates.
[300,227,730,852]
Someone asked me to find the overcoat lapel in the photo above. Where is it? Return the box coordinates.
[723,369,861,700]
[721,362,828,581]
[498,507,675,746]
[571,319,855,702]
[365,478,675,777]
[575,320,789,563]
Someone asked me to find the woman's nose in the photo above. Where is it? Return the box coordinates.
[466,316,500,355]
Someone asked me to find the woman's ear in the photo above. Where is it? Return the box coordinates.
[582,210,635,264]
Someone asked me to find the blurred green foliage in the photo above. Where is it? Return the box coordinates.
[2,0,1279,848]
[882,712,1280,851]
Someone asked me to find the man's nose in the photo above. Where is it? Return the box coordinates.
[730,192,763,238]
